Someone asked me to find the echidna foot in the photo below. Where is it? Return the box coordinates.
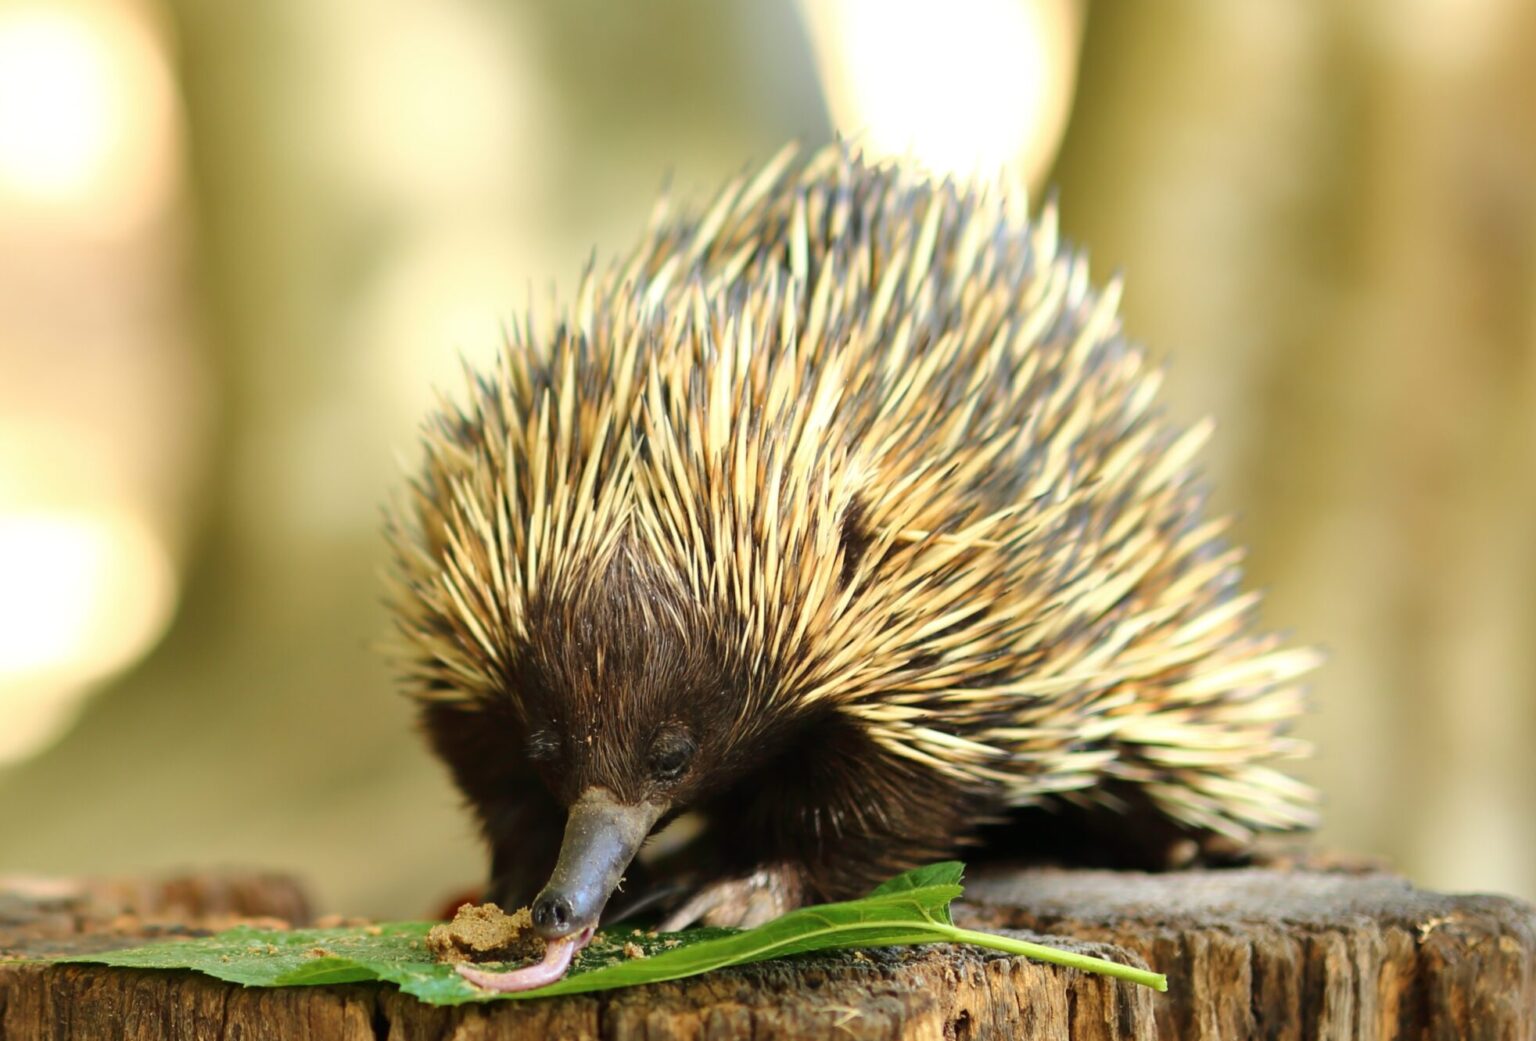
[657,865,806,931]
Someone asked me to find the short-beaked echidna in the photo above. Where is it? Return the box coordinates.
[385,144,1317,964]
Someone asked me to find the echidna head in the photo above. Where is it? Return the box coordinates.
[514,544,783,940]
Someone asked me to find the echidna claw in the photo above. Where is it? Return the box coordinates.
[659,866,804,932]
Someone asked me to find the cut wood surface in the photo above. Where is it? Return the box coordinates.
[2,863,1532,1040]
[0,871,313,958]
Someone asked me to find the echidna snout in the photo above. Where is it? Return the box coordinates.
[530,788,662,939]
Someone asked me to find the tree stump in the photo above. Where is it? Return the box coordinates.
[2,864,1532,1040]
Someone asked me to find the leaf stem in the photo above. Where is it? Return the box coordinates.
[932,924,1168,992]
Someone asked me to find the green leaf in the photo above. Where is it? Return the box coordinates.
[55,864,1166,1004]
[866,859,963,901]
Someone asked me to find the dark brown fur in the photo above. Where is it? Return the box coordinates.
[420,539,1002,911]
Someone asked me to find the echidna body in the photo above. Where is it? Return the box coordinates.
[386,145,1316,949]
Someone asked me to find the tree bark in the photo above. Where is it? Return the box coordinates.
[3,864,1532,1040]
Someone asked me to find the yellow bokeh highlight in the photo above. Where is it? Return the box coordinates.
[0,0,176,233]
[798,0,1082,185]
[0,508,176,763]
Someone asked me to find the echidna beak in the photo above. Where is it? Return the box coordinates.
[530,788,664,941]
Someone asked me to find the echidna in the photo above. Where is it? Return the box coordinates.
[385,144,1317,976]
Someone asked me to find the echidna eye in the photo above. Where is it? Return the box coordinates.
[526,729,560,763]
[647,729,695,782]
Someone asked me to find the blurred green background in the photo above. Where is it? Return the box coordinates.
[0,0,1531,917]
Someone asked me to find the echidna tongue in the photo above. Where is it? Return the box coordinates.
[529,788,664,941]
[455,925,595,993]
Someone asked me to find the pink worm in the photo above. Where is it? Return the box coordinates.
[454,926,596,993]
